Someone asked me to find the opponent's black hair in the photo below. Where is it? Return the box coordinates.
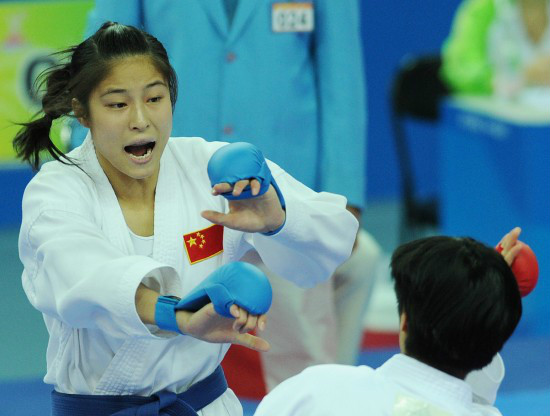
[391,236,522,378]
[13,22,178,170]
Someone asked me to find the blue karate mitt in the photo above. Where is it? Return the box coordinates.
[175,262,273,318]
[207,142,286,209]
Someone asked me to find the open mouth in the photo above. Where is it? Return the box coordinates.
[124,141,156,159]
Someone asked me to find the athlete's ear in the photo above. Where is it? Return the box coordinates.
[72,98,90,128]
[398,312,408,353]
[399,312,408,331]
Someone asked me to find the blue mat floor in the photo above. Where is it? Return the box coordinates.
[1,333,548,415]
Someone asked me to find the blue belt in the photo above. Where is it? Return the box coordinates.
[51,365,227,416]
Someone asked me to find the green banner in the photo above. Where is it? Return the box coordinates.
[0,1,93,161]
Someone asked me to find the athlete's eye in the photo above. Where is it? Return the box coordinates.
[108,102,127,109]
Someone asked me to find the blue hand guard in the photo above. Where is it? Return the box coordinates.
[155,296,182,334]
[175,262,273,318]
[207,142,286,210]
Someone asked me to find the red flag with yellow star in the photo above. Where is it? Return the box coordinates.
[183,224,224,264]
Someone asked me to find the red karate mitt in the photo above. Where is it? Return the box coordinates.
[496,242,539,297]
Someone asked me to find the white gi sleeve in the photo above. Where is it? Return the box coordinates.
[225,159,359,288]
[466,353,505,406]
[19,173,180,339]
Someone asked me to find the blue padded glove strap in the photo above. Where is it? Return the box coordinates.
[155,296,182,334]
[175,262,272,319]
[260,214,286,236]
[261,172,287,235]
[207,142,286,209]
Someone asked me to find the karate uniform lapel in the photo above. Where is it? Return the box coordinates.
[196,0,229,38]
[82,135,181,274]
[152,145,182,272]
[81,137,153,395]
[81,136,134,255]
[227,0,262,43]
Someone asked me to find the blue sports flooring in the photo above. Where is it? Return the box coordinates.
[1,334,549,415]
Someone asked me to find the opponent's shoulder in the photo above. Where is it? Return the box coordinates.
[472,403,503,416]
[257,364,379,415]
[292,364,376,393]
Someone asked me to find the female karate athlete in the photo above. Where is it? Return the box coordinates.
[13,22,357,415]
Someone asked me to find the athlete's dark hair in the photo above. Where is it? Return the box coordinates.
[13,22,178,170]
[391,236,522,378]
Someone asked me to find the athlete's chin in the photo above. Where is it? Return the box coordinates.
[126,165,158,181]
[117,157,159,181]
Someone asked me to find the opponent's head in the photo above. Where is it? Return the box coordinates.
[391,236,522,378]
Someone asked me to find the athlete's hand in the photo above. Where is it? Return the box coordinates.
[201,181,285,234]
[204,142,286,234]
[496,226,539,297]
[176,303,270,352]
[496,227,523,267]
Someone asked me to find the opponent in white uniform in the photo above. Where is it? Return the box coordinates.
[255,231,524,416]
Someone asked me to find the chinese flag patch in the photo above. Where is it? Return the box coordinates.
[183,224,224,264]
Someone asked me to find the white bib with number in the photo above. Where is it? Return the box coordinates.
[272,3,314,33]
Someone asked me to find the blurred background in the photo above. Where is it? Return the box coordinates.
[0,0,548,414]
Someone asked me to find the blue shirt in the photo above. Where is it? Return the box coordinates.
[78,0,367,207]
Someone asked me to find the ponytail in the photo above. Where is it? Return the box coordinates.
[13,62,75,171]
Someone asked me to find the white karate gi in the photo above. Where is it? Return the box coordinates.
[466,353,505,406]
[19,136,357,415]
[254,354,503,416]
